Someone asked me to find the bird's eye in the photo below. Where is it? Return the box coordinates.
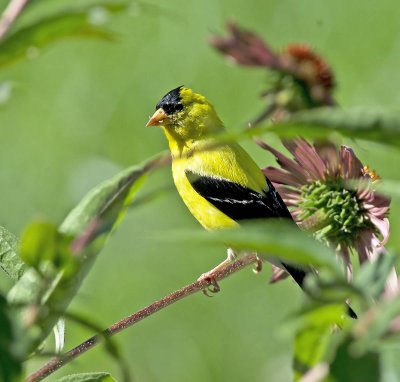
[162,103,174,114]
[155,86,184,115]
[157,101,183,116]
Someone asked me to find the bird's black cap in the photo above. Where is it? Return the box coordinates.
[156,86,184,115]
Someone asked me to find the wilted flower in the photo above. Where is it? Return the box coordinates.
[259,139,393,285]
[209,21,281,69]
[210,22,335,123]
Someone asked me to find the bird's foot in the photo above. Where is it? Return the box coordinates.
[253,255,263,274]
[198,272,221,296]
[198,248,237,296]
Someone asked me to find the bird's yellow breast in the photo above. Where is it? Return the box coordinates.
[170,141,267,230]
[172,159,238,230]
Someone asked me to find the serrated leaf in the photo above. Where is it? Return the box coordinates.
[0,226,26,281]
[55,372,116,382]
[8,153,168,354]
[0,2,129,69]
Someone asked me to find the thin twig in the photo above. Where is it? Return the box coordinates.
[26,253,258,382]
[0,0,30,41]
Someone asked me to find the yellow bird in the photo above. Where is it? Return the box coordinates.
[146,86,356,318]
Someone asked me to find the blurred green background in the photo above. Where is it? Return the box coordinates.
[1,0,400,380]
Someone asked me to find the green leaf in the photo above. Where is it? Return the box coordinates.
[330,341,381,382]
[351,297,400,356]
[269,107,400,146]
[375,180,400,202]
[0,2,129,69]
[19,221,75,274]
[290,303,347,380]
[0,294,23,382]
[60,153,168,237]
[302,269,360,305]
[8,153,168,354]
[0,226,26,281]
[55,372,116,382]
[168,220,344,274]
[353,252,397,300]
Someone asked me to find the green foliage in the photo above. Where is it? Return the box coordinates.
[7,154,163,356]
[269,107,400,147]
[55,372,116,382]
[287,303,346,380]
[19,221,75,274]
[0,2,129,69]
[174,220,344,274]
[0,294,23,382]
[376,180,400,202]
[0,0,399,381]
[285,252,400,380]
[351,297,400,357]
[330,342,381,382]
[0,226,25,281]
[217,107,400,151]
[353,253,397,300]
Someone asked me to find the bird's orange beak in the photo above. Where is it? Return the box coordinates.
[146,108,169,127]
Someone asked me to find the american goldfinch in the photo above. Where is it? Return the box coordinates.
[147,86,356,318]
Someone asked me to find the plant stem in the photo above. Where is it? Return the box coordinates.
[0,0,30,41]
[26,253,258,382]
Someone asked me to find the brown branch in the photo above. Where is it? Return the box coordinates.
[0,0,30,41]
[26,253,258,382]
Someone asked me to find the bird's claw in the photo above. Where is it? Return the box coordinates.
[253,255,263,274]
[198,273,221,297]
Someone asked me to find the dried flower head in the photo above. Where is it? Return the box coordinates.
[281,44,335,105]
[209,21,280,68]
[210,22,336,116]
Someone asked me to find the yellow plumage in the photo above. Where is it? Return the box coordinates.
[147,86,267,230]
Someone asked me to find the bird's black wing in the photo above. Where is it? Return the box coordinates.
[186,171,305,282]
[186,172,292,221]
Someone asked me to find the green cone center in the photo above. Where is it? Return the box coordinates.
[298,180,372,246]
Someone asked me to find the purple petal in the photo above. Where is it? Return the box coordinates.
[290,209,303,221]
[263,167,302,186]
[383,267,399,299]
[363,193,391,218]
[368,215,390,246]
[257,140,308,183]
[272,185,301,206]
[340,146,363,179]
[339,246,353,280]
[284,139,327,180]
[355,230,376,263]
[269,265,289,283]
[314,141,340,176]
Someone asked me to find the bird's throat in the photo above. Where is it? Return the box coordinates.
[162,126,189,158]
